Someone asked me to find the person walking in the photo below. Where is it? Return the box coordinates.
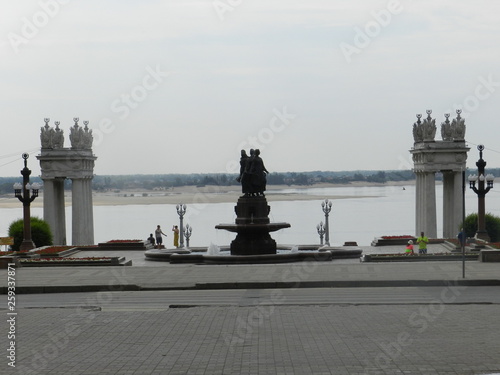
[416,232,428,254]
[457,228,466,249]
[155,225,167,249]
[172,225,180,248]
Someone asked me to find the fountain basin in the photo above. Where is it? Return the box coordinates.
[169,251,332,264]
[215,221,291,255]
[215,222,291,233]
[144,245,362,264]
[144,249,192,261]
[216,222,291,255]
[215,196,291,255]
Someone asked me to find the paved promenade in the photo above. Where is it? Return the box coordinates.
[1,244,500,374]
[4,245,500,293]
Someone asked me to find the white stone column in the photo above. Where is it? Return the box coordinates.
[442,171,465,238]
[55,178,67,245]
[71,178,94,245]
[84,178,95,244]
[415,171,434,236]
[415,171,423,236]
[42,178,56,239]
[43,178,67,245]
[422,172,437,238]
[453,171,464,236]
[442,171,455,238]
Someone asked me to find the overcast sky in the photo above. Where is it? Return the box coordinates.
[1,0,500,177]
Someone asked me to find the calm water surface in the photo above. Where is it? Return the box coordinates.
[2,185,500,246]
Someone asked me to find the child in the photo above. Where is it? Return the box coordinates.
[147,233,155,247]
[405,240,414,255]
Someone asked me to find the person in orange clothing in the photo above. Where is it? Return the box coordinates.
[405,240,414,255]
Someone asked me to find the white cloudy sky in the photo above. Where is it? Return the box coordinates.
[1,0,500,176]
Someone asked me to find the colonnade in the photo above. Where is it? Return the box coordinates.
[37,119,97,245]
[413,169,464,238]
[411,110,469,239]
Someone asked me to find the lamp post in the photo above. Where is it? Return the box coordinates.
[184,223,192,248]
[316,221,325,245]
[13,153,41,252]
[321,199,332,246]
[468,145,494,242]
[176,203,187,248]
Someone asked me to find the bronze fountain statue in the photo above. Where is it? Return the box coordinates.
[216,149,290,255]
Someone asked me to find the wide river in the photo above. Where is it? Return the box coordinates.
[2,185,499,247]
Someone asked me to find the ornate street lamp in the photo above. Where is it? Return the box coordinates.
[468,145,494,242]
[176,203,187,248]
[13,153,41,251]
[316,221,326,245]
[184,223,192,248]
[321,199,332,246]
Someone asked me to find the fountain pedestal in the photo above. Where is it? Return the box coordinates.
[215,196,290,255]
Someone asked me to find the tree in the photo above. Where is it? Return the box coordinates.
[366,171,387,183]
[268,173,285,185]
[462,213,500,242]
[352,173,365,181]
[8,217,53,252]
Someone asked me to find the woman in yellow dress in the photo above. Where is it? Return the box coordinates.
[172,225,180,247]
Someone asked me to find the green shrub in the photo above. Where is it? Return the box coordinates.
[8,217,53,252]
[462,213,500,242]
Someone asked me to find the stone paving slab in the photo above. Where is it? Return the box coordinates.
[1,304,500,374]
[1,244,500,374]
[1,258,500,294]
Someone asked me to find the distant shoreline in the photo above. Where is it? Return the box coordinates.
[0,180,415,208]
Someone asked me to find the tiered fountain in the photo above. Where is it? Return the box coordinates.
[215,194,290,255]
[145,149,334,264]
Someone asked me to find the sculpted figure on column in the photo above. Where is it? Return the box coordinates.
[52,122,64,149]
[440,114,453,141]
[451,109,466,140]
[422,110,436,141]
[40,119,55,149]
[412,114,423,143]
[70,120,84,149]
[82,121,93,149]
[70,118,92,150]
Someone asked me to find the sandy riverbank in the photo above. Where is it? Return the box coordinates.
[0,181,414,208]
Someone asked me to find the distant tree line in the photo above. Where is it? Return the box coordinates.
[88,170,419,191]
[2,169,500,194]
